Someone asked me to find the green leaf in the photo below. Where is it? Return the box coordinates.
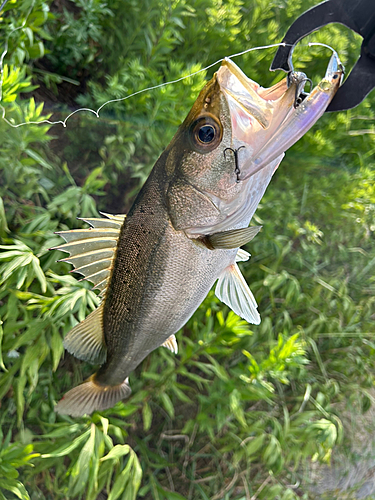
[31,256,47,293]
[160,392,174,419]
[142,402,152,431]
[170,384,191,404]
[0,198,9,236]
[0,319,6,371]
[50,326,64,372]
[41,424,84,439]
[157,486,188,500]
[0,478,30,500]
[14,375,26,427]
[245,434,265,456]
[41,429,91,458]
[229,389,247,428]
[100,444,130,462]
[107,450,141,500]
[68,424,96,497]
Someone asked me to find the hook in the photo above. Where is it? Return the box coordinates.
[224,146,245,182]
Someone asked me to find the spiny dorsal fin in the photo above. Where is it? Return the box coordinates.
[99,212,126,223]
[78,217,123,229]
[53,212,125,298]
[53,213,125,365]
[63,303,106,364]
[215,263,260,325]
[161,334,178,354]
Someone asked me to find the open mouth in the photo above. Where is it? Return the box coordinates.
[216,58,307,157]
[216,54,342,181]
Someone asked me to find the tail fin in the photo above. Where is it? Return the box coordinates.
[54,376,131,417]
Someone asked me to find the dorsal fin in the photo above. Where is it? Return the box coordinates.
[99,212,126,223]
[63,303,106,364]
[53,212,125,298]
[78,217,123,229]
[52,213,126,365]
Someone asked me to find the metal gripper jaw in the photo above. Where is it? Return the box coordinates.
[270,0,375,112]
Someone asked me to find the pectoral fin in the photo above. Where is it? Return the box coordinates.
[215,264,260,325]
[161,334,178,354]
[208,226,261,250]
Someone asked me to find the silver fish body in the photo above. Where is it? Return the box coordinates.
[98,168,236,385]
[55,53,343,416]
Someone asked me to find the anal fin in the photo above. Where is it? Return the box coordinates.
[215,264,260,325]
[161,334,178,354]
[64,303,107,364]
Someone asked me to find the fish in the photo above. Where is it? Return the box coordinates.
[54,53,343,417]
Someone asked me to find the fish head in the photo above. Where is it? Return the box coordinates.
[164,57,336,235]
[166,58,302,187]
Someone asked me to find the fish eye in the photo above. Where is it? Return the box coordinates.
[198,125,215,143]
[190,114,222,153]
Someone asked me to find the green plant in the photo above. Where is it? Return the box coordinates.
[1,0,375,498]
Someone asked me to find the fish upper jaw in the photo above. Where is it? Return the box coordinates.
[216,58,307,178]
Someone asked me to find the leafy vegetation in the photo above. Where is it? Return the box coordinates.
[0,0,374,499]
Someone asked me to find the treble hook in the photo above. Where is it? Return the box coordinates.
[224,146,245,183]
[288,72,314,108]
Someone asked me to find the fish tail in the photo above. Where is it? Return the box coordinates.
[54,375,131,417]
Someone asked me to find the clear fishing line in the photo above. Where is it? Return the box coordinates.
[0,3,338,130]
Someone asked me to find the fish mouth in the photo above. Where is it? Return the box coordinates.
[216,58,307,167]
[216,53,343,183]
[218,58,293,128]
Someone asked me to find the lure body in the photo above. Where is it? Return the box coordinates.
[55,55,343,416]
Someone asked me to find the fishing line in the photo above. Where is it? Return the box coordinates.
[308,42,339,57]
[0,4,338,131]
[0,0,10,13]
[0,42,291,129]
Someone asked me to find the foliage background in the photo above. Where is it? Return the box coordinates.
[0,0,374,499]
